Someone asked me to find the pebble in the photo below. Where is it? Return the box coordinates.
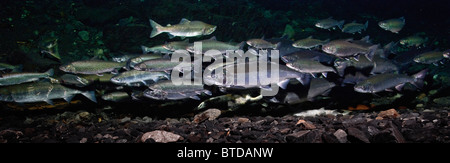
[193,108,221,123]
[140,130,181,143]
[296,119,317,130]
[377,109,400,120]
[80,137,88,143]
[333,129,348,143]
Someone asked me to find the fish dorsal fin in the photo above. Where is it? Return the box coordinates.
[261,35,265,40]
[179,18,190,24]
[352,20,356,23]
[360,36,371,43]
[307,36,313,39]
[183,39,190,42]
[167,24,172,26]
[399,16,405,22]
[328,16,333,19]
[209,36,217,40]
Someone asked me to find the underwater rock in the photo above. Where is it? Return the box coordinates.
[377,109,400,120]
[347,127,370,143]
[333,129,348,143]
[193,108,221,123]
[296,119,316,130]
[140,130,181,143]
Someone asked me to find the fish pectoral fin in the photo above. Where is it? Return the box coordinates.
[168,33,175,39]
[269,97,280,103]
[190,96,201,100]
[395,83,405,91]
[81,91,97,103]
[44,99,54,105]
[385,88,394,92]
[96,73,104,76]
[203,90,213,96]
[277,79,290,89]
[219,87,227,93]
[322,89,332,96]
[63,95,75,103]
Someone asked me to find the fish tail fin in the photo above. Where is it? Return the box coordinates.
[236,41,246,50]
[275,42,282,49]
[337,20,345,30]
[412,69,428,89]
[365,44,379,61]
[81,91,97,103]
[11,64,23,72]
[334,61,347,76]
[141,45,150,54]
[364,21,369,30]
[45,68,54,76]
[149,19,163,38]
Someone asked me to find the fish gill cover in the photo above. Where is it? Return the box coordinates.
[0,0,449,143]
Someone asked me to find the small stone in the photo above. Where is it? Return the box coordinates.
[116,139,127,143]
[280,128,291,134]
[237,117,250,123]
[342,117,366,128]
[377,109,400,119]
[296,119,317,130]
[141,130,181,143]
[347,127,370,143]
[367,126,380,136]
[120,117,131,123]
[285,130,310,142]
[78,111,90,120]
[333,129,348,143]
[80,138,88,143]
[193,109,221,123]
[206,137,214,143]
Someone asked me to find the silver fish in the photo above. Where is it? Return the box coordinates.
[60,60,125,75]
[186,36,244,54]
[399,35,428,47]
[163,39,190,51]
[286,59,336,77]
[0,69,53,86]
[101,91,130,102]
[0,63,22,72]
[307,78,336,101]
[246,38,280,49]
[315,17,345,30]
[133,59,187,72]
[60,74,91,87]
[378,17,405,33]
[342,21,368,34]
[204,61,311,90]
[128,53,164,68]
[143,80,211,100]
[354,70,427,93]
[149,18,216,39]
[281,49,337,65]
[322,39,378,61]
[141,45,172,54]
[110,70,169,86]
[413,51,445,65]
[0,82,96,105]
[292,36,330,49]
